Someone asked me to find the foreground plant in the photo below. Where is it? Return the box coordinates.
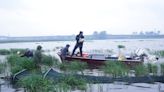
[134,64,148,77]
[18,74,54,92]
[101,61,129,78]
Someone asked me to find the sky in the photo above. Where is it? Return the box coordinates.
[0,0,164,36]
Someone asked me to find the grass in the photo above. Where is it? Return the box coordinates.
[59,61,87,74]
[0,63,6,74]
[101,61,129,78]
[7,54,35,74]
[0,49,10,55]
[161,63,164,75]
[154,50,164,57]
[134,64,148,77]
[18,74,54,92]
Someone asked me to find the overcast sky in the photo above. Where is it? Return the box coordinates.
[0,0,164,36]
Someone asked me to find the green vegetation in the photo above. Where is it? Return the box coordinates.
[0,49,10,55]
[7,54,35,74]
[147,63,157,75]
[0,63,6,73]
[101,61,129,78]
[59,61,87,74]
[153,50,164,57]
[161,63,164,75]
[0,48,27,55]
[134,64,148,77]
[18,74,54,92]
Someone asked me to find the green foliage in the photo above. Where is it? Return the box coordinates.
[0,63,6,73]
[0,49,10,55]
[7,54,35,74]
[10,48,26,54]
[59,61,87,74]
[18,74,54,92]
[42,55,54,66]
[56,75,87,91]
[147,63,157,75]
[134,64,148,76]
[161,63,164,75]
[153,50,164,57]
[101,61,129,78]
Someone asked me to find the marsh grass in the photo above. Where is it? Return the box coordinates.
[0,63,6,73]
[146,63,157,75]
[7,54,35,74]
[151,50,164,57]
[0,49,10,55]
[161,63,164,75]
[59,61,87,75]
[18,74,54,92]
[55,75,87,91]
[101,61,129,78]
[134,64,148,77]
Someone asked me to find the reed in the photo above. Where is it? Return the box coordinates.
[134,64,148,77]
[101,61,129,78]
[161,63,164,75]
[0,49,10,55]
[18,74,54,92]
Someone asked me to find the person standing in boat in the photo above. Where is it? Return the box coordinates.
[33,45,42,72]
[61,44,70,60]
[71,31,84,57]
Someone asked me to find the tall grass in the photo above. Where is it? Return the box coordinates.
[161,63,164,75]
[18,74,54,92]
[101,61,129,78]
[7,54,35,74]
[59,61,87,74]
[134,64,148,77]
[0,49,10,55]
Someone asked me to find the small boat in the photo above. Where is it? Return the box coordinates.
[58,53,143,68]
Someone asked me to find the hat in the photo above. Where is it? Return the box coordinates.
[80,31,83,34]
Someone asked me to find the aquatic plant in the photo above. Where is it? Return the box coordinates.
[0,63,6,73]
[59,61,87,75]
[134,64,148,77]
[153,50,164,57]
[42,55,54,66]
[161,63,164,75]
[7,54,35,74]
[0,49,10,55]
[146,63,157,75]
[10,48,26,54]
[101,61,129,78]
[18,74,54,92]
[55,75,87,91]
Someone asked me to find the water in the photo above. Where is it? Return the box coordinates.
[0,39,164,92]
[0,39,164,52]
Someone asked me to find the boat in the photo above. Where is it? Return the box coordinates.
[58,53,143,68]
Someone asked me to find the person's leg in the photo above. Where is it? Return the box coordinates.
[71,44,78,56]
[79,45,83,57]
